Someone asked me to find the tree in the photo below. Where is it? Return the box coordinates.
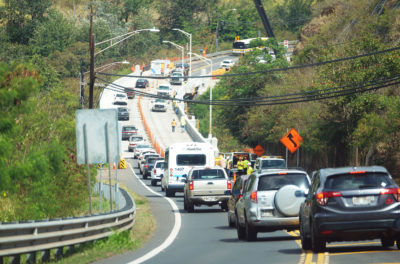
[0,0,51,44]
[29,10,75,57]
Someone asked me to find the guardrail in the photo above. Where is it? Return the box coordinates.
[173,102,207,143]
[0,185,135,263]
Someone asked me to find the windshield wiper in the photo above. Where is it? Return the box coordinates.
[358,184,378,189]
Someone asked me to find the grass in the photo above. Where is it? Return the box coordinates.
[47,183,155,264]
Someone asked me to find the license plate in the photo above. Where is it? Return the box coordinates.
[261,211,273,217]
[203,196,216,202]
[353,196,374,205]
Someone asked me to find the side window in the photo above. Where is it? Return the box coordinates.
[255,160,260,170]
[244,175,255,193]
[192,170,199,180]
[232,178,242,191]
[309,172,320,197]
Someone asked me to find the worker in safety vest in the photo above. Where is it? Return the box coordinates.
[247,165,253,175]
[243,157,249,171]
[237,156,244,176]
[171,119,176,132]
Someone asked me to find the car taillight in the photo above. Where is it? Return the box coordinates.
[227,180,232,190]
[144,165,148,168]
[189,181,194,190]
[250,191,257,203]
[380,188,400,202]
[154,169,156,173]
[316,191,342,206]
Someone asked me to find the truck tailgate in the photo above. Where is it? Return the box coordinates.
[192,179,227,196]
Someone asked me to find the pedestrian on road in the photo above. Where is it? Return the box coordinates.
[172,119,176,133]
[237,156,244,176]
[180,115,186,133]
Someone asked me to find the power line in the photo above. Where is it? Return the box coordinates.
[95,45,400,80]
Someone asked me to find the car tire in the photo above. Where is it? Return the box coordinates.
[228,213,235,228]
[161,185,165,192]
[151,180,157,186]
[311,222,325,253]
[236,214,246,240]
[166,188,175,197]
[221,201,228,212]
[143,173,147,180]
[184,196,187,211]
[245,216,257,241]
[187,200,194,212]
[300,218,311,250]
[381,237,395,248]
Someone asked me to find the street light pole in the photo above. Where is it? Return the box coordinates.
[172,28,192,77]
[162,40,184,70]
[189,52,213,138]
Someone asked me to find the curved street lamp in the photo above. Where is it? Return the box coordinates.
[172,28,192,77]
[189,52,213,138]
[162,40,184,69]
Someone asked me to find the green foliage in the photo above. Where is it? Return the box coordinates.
[29,9,75,57]
[274,0,313,32]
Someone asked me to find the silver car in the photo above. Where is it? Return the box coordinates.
[235,169,310,241]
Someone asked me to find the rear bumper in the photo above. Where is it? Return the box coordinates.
[189,195,230,205]
[166,183,185,192]
[248,215,299,231]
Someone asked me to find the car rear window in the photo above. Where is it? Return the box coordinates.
[324,172,395,190]
[156,162,165,169]
[192,169,226,180]
[130,136,143,141]
[258,173,309,191]
[123,126,136,131]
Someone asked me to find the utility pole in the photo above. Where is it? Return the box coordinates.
[80,65,84,109]
[253,0,277,57]
[215,16,220,53]
[89,4,95,109]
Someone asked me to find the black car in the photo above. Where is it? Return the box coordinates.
[121,125,137,140]
[135,79,149,89]
[297,166,400,253]
[117,107,129,121]
[226,174,250,227]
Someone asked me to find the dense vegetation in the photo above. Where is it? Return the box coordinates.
[191,0,400,178]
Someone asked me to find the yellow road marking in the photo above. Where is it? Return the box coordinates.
[317,253,325,264]
[304,250,313,264]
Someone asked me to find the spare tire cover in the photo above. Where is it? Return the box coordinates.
[274,185,304,217]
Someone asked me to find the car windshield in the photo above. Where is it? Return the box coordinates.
[137,79,146,83]
[324,172,394,190]
[176,154,206,166]
[158,86,170,90]
[123,126,136,131]
[258,173,309,191]
[192,169,225,180]
[130,136,143,142]
[261,160,286,169]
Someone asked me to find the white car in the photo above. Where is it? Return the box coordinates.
[151,99,167,112]
[151,160,165,186]
[220,59,235,69]
[133,144,153,159]
[156,83,173,98]
[114,93,128,105]
[128,135,147,152]
[170,72,184,85]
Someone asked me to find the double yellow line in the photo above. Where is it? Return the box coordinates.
[286,230,328,264]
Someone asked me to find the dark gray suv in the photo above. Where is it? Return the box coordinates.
[298,166,400,252]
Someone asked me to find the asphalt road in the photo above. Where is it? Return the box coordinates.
[97,54,400,264]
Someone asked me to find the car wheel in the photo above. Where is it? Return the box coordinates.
[183,196,187,211]
[143,173,147,180]
[300,218,311,250]
[236,214,246,240]
[221,201,228,212]
[151,180,156,186]
[245,216,257,241]
[311,222,325,253]
[165,188,172,197]
[187,200,194,212]
[381,237,395,248]
[161,185,165,192]
[228,212,235,228]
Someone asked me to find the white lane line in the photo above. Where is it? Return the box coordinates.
[127,162,181,264]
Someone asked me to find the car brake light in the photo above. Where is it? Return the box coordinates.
[380,188,400,202]
[189,181,194,190]
[227,180,232,190]
[316,191,342,206]
[154,169,156,173]
[250,191,257,203]
[144,165,148,168]
[278,172,287,175]
[349,171,366,174]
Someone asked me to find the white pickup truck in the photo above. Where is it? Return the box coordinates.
[183,167,231,212]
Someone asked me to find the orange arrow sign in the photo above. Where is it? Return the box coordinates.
[280,128,303,153]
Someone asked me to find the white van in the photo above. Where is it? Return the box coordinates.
[162,142,215,197]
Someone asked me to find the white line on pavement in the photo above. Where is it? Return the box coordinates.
[127,162,182,264]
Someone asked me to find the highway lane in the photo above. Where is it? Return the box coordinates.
[98,54,400,264]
